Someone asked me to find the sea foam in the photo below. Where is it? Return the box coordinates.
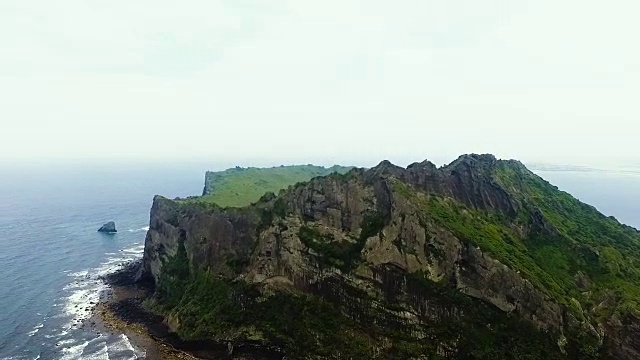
[51,242,146,359]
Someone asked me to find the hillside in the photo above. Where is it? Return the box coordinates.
[195,165,352,208]
[138,154,640,359]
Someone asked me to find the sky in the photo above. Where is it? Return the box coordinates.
[1,0,638,168]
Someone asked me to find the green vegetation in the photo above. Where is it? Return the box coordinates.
[298,210,385,272]
[387,270,570,360]
[154,241,375,359]
[395,180,570,302]
[494,162,640,317]
[393,162,640,322]
[151,158,640,358]
[192,165,352,208]
[154,241,571,359]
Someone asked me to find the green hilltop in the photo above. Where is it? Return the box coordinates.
[143,155,640,358]
[190,164,353,208]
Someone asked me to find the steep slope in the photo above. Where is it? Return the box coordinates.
[196,165,353,207]
[139,154,640,359]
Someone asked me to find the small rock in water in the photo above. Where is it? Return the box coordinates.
[98,222,117,233]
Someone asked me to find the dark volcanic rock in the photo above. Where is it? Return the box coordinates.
[135,154,640,359]
[98,221,117,233]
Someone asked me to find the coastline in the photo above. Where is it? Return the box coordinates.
[89,261,199,360]
[91,261,285,360]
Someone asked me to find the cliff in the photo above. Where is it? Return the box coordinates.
[198,164,353,208]
[138,154,640,359]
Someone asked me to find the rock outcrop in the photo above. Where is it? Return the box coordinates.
[137,154,640,359]
[98,221,117,233]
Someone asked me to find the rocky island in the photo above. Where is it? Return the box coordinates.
[98,221,117,233]
[102,155,640,359]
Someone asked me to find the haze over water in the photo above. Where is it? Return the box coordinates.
[0,160,638,359]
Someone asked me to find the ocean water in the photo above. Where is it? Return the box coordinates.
[0,161,638,359]
[0,161,212,360]
[535,169,640,229]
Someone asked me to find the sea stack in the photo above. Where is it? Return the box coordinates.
[97,221,117,233]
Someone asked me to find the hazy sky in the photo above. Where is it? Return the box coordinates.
[1,1,638,167]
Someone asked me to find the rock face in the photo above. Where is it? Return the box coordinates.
[138,154,640,359]
[98,221,117,233]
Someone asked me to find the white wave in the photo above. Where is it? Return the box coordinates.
[102,257,126,266]
[67,270,90,278]
[108,334,143,359]
[127,226,149,233]
[56,243,141,333]
[58,330,71,337]
[57,338,79,347]
[79,337,110,360]
[59,340,89,360]
[94,262,136,278]
[84,343,109,360]
[62,284,107,322]
[27,323,44,337]
[51,241,148,359]
[63,281,89,291]
[121,246,145,254]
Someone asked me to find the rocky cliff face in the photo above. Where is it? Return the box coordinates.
[139,154,640,359]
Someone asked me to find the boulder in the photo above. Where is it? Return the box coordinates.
[98,221,117,233]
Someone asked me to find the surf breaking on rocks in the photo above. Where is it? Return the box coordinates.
[24,242,147,359]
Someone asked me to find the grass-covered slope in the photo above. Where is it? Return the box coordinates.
[393,159,640,322]
[144,155,640,358]
[492,161,640,318]
[196,165,352,207]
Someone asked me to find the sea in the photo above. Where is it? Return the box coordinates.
[0,160,639,359]
[0,160,212,360]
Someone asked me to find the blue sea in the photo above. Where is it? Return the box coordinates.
[0,161,213,360]
[0,161,638,359]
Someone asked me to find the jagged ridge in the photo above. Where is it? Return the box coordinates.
[139,154,640,359]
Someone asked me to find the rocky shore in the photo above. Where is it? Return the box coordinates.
[90,261,197,360]
[92,261,285,360]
